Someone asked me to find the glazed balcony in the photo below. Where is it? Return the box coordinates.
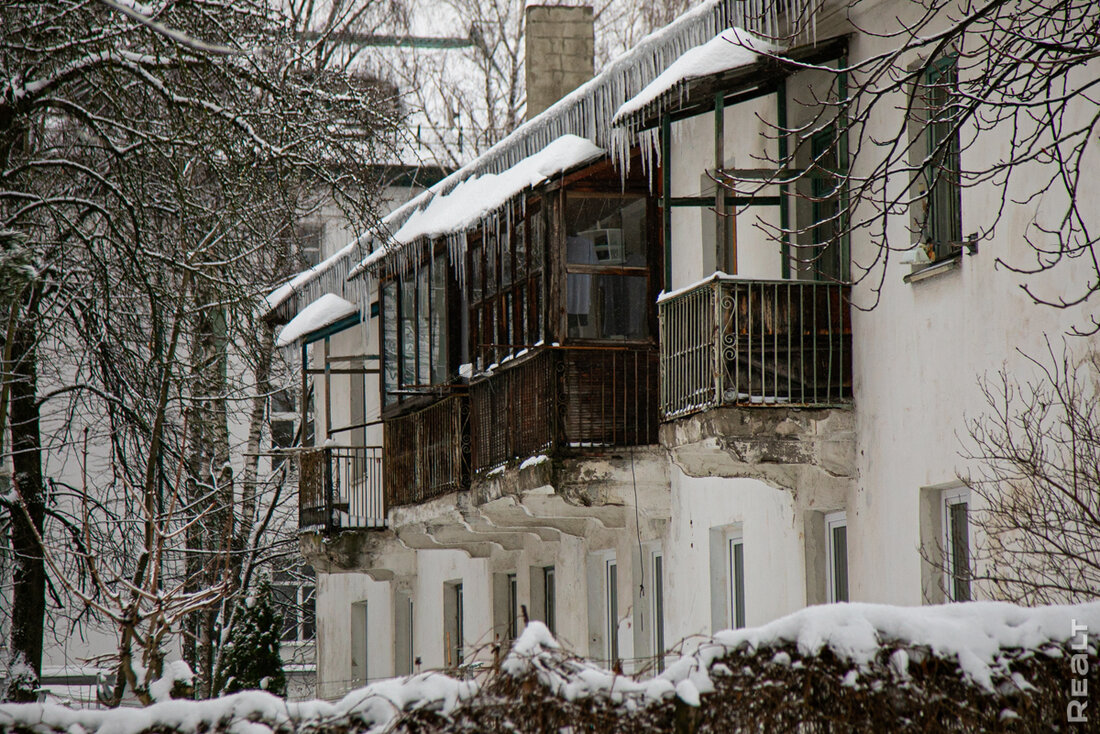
[470,346,659,474]
[298,445,386,532]
[659,278,851,420]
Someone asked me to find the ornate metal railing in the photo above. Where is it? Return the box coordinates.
[659,278,851,419]
[298,445,385,532]
[384,394,469,507]
[470,347,658,474]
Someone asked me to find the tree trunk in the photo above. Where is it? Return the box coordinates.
[7,297,44,702]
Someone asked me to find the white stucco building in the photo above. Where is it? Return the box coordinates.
[266,0,1100,698]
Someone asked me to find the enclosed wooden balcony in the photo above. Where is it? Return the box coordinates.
[659,278,851,420]
[383,394,469,507]
[470,346,658,473]
[298,445,386,532]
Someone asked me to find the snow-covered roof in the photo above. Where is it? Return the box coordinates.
[614,27,779,122]
[276,293,358,347]
[356,134,603,274]
[266,0,819,321]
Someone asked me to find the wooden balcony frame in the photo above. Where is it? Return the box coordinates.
[383,393,469,508]
[470,345,659,474]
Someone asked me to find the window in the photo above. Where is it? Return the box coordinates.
[825,511,849,603]
[528,564,556,634]
[810,126,844,280]
[444,581,464,667]
[565,193,651,341]
[943,487,971,601]
[728,534,746,629]
[468,201,547,371]
[394,592,414,676]
[295,222,324,268]
[381,255,452,406]
[507,573,518,641]
[543,566,556,636]
[652,550,666,672]
[915,55,962,260]
[272,568,316,643]
[605,557,619,666]
[351,601,368,683]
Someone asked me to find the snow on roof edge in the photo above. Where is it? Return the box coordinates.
[276,293,358,347]
[613,27,781,123]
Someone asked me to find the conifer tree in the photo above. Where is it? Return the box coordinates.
[219,580,286,697]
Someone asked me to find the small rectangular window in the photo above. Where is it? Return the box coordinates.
[606,558,619,666]
[543,566,556,635]
[728,535,745,629]
[944,488,971,601]
[912,55,962,261]
[444,581,464,667]
[652,551,666,672]
[506,573,518,641]
[825,511,849,603]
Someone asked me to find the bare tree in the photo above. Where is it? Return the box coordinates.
[716,0,1100,329]
[0,0,396,701]
[962,344,1100,605]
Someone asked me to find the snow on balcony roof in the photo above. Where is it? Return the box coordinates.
[613,27,780,123]
[276,293,358,347]
[356,134,603,273]
[265,0,822,321]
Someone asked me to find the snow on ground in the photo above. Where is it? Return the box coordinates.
[614,27,780,121]
[2,601,1095,730]
[275,294,358,347]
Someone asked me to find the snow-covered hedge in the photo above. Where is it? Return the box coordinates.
[2,602,1097,733]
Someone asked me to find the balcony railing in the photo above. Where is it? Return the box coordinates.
[470,347,659,473]
[659,278,851,419]
[298,446,385,532]
[384,394,469,507]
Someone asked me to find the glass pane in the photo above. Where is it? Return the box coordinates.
[568,274,649,340]
[400,278,416,391]
[566,194,647,266]
[503,291,513,355]
[515,216,527,279]
[418,265,430,386]
[383,282,398,405]
[950,502,970,601]
[544,567,556,635]
[517,283,528,347]
[470,244,482,302]
[530,203,544,272]
[502,230,513,288]
[832,525,849,602]
[607,562,618,664]
[431,261,448,384]
[485,231,497,296]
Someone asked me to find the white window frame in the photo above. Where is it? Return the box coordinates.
[824,511,849,603]
[650,548,666,672]
[727,530,746,629]
[942,486,971,601]
[605,555,619,665]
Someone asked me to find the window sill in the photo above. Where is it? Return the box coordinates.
[903,252,962,284]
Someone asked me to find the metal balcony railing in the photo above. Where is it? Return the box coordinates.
[298,446,386,532]
[659,278,851,419]
[470,347,659,474]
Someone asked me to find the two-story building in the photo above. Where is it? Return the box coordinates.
[267,0,1099,697]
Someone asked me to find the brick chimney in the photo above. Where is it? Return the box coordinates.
[524,5,595,119]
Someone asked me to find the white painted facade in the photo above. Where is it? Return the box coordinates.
[274,0,1100,700]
